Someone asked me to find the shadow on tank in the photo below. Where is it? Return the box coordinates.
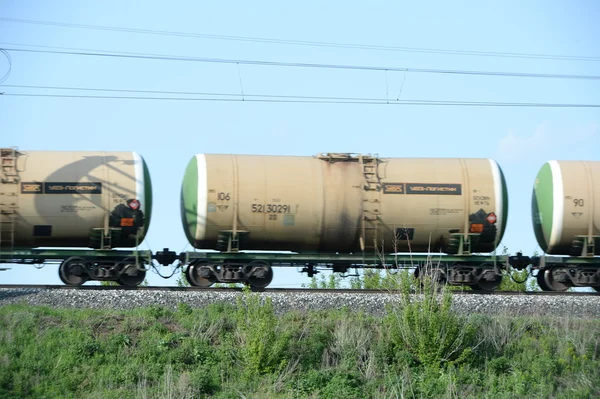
[30,155,144,248]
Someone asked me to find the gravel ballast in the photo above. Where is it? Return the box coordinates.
[1,288,600,318]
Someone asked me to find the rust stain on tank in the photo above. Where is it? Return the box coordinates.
[318,159,362,252]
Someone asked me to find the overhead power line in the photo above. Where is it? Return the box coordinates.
[1,86,598,108]
[1,17,598,62]
[2,84,392,101]
[3,46,600,81]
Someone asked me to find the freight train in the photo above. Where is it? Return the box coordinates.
[1,147,599,292]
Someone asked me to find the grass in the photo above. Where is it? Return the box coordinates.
[0,278,599,398]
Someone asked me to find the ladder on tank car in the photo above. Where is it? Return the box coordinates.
[358,154,381,256]
[0,147,20,262]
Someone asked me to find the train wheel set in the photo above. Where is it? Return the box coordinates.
[1,148,600,292]
[4,248,600,292]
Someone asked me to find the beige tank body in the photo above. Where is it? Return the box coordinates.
[532,160,600,255]
[0,149,152,249]
[181,153,508,254]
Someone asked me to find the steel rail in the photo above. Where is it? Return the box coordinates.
[0,285,598,296]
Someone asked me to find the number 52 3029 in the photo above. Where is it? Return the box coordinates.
[252,204,291,213]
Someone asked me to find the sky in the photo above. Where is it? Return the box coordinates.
[0,0,599,287]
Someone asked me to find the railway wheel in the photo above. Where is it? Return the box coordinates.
[472,275,503,291]
[117,258,147,287]
[247,261,273,289]
[539,269,569,292]
[186,262,216,288]
[59,257,89,286]
[118,271,146,287]
[536,270,551,291]
[469,266,503,291]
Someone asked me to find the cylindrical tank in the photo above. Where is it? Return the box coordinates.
[532,160,600,255]
[0,149,152,249]
[180,153,508,254]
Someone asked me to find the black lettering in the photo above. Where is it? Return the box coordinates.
[252,204,292,213]
[383,183,462,195]
[406,183,462,195]
[217,192,231,201]
[42,182,102,194]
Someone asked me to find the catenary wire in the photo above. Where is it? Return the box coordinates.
[0,84,397,101]
[3,46,600,81]
[2,92,599,107]
[1,17,599,62]
[4,84,600,106]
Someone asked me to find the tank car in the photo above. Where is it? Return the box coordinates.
[532,160,600,291]
[180,152,508,288]
[0,148,153,286]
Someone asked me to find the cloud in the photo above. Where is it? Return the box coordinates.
[496,124,548,163]
[496,123,598,164]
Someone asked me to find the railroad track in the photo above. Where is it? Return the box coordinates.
[0,284,598,296]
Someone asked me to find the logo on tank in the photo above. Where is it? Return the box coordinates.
[382,182,462,195]
[20,181,102,194]
[128,199,140,210]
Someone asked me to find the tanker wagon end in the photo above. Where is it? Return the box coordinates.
[0,147,153,286]
[180,152,509,289]
[532,160,600,292]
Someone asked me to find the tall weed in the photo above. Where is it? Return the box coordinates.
[384,261,478,369]
[234,287,290,376]
[325,313,374,378]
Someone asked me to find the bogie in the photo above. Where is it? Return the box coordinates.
[184,259,274,289]
[57,255,148,287]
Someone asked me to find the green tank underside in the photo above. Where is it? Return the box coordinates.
[142,157,153,236]
[532,162,554,252]
[180,156,198,246]
[498,163,509,245]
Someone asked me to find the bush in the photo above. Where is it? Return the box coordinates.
[234,287,291,376]
[383,264,478,369]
